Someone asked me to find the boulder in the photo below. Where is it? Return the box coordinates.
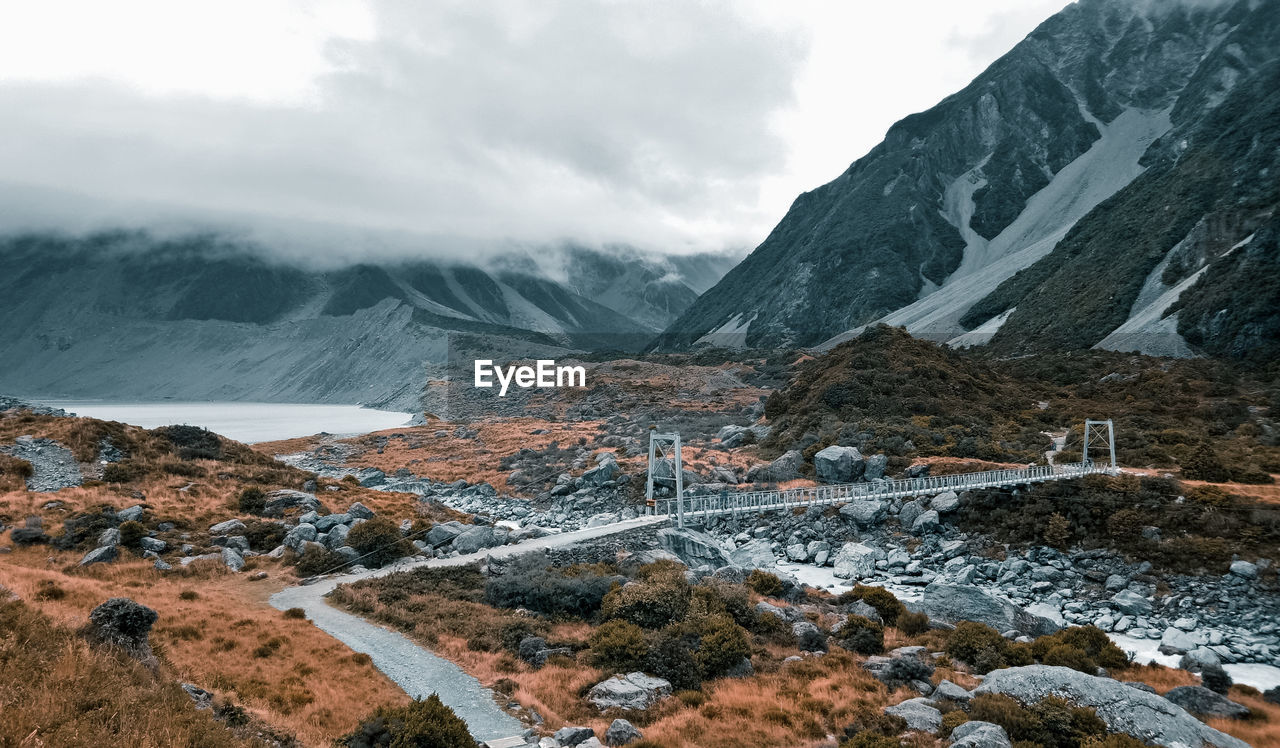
[209,519,246,536]
[284,523,318,552]
[427,521,467,547]
[933,679,972,702]
[839,499,887,527]
[930,491,961,513]
[911,510,941,533]
[346,502,375,520]
[863,454,888,482]
[325,523,351,550]
[899,500,924,528]
[1109,589,1153,617]
[587,672,672,711]
[1159,626,1203,655]
[221,547,245,572]
[115,505,145,522]
[139,537,166,553]
[604,718,642,746]
[1228,560,1258,579]
[583,459,619,486]
[921,583,1059,637]
[313,514,349,532]
[262,490,320,517]
[554,727,596,746]
[883,697,941,732]
[832,542,885,580]
[975,666,1249,748]
[1163,686,1250,720]
[728,538,777,569]
[80,545,118,566]
[657,528,731,569]
[452,526,501,554]
[98,527,122,547]
[814,445,865,483]
[949,721,1011,748]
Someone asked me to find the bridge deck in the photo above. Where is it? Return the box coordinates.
[652,461,1114,522]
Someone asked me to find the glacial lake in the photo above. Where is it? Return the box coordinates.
[38,401,412,444]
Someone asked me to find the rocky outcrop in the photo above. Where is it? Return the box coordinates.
[975,666,1249,748]
[814,446,864,483]
[1163,686,1250,720]
[657,528,730,569]
[922,583,1059,637]
[587,672,672,711]
[832,542,884,580]
[604,718,642,746]
[949,721,1011,748]
[884,697,941,732]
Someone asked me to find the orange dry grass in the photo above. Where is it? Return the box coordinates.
[0,547,405,746]
[1113,663,1200,691]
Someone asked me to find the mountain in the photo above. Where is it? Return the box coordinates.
[654,0,1280,359]
[0,231,734,409]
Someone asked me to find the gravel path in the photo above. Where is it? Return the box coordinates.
[270,515,669,743]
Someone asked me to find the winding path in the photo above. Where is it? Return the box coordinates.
[269,516,668,743]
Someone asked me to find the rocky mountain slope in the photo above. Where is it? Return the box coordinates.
[0,232,734,409]
[654,0,1280,358]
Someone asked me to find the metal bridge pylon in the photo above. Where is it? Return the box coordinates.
[1083,419,1116,470]
[645,428,684,527]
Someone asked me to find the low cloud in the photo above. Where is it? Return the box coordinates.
[0,1,804,259]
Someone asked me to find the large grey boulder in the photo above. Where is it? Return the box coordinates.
[79,545,118,566]
[583,458,619,486]
[911,510,941,533]
[949,721,1011,748]
[728,538,777,569]
[930,491,961,513]
[98,527,122,547]
[839,499,887,527]
[975,666,1249,748]
[814,445,865,483]
[209,518,246,536]
[284,523,318,552]
[1109,589,1153,616]
[832,542,885,580]
[115,504,145,522]
[346,501,375,520]
[884,697,941,732]
[604,718,642,746]
[427,521,467,547]
[898,500,924,528]
[863,454,888,481]
[221,547,244,572]
[657,528,730,568]
[922,583,1059,637]
[262,490,320,517]
[1228,560,1258,579]
[1163,686,1250,720]
[139,536,166,553]
[587,672,672,711]
[554,727,596,746]
[453,526,501,554]
[324,523,350,550]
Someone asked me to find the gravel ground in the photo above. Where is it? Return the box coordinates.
[0,436,82,492]
[270,515,669,742]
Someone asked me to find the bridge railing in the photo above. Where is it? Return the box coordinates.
[652,461,1113,519]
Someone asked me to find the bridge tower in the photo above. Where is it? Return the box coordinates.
[1083,419,1117,471]
[646,428,685,527]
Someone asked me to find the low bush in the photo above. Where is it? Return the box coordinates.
[486,561,619,618]
[341,694,473,748]
[237,487,266,515]
[242,520,286,551]
[294,546,350,577]
[102,461,145,483]
[118,520,146,548]
[282,608,306,620]
[156,425,223,460]
[969,693,1108,748]
[746,569,784,597]
[946,622,1007,671]
[897,610,930,636]
[1201,662,1232,694]
[1031,626,1128,672]
[837,585,905,626]
[694,615,751,678]
[880,655,934,687]
[645,629,701,691]
[498,620,548,654]
[601,573,692,629]
[836,615,884,655]
[346,518,412,568]
[588,619,648,673]
[939,710,969,737]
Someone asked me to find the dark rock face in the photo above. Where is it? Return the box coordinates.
[1164,685,1251,720]
[87,598,158,664]
[655,0,1280,356]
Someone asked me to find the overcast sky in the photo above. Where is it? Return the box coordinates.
[0,0,1067,259]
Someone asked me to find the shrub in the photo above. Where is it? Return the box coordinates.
[588,620,649,673]
[118,520,146,548]
[836,615,884,655]
[694,579,754,628]
[897,610,930,635]
[178,590,199,601]
[645,629,702,691]
[694,615,751,679]
[839,585,905,626]
[498,620,547,654]
[601,575,691,629]
[34,580,66,601]
[156,425,223,460]
[840,734,902,748]
[341,694,473,748]
[939,710,969,737]
[485,563,618,618]
[881,655,934,687]
[840,713,908,744]
[346,517,411,568]
[102,461,145,483]
[746,569,784,597]
[1044,512,1072,550]
[295,546,350,577]
[676,689,707,707]
[237,487,266,515]
[242,520,286,551]
[1031,626,1128,672]
[947,622,1007,670]
[1042,644,1095,673]
[282,608,306,620]
[969,693,1108,748]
